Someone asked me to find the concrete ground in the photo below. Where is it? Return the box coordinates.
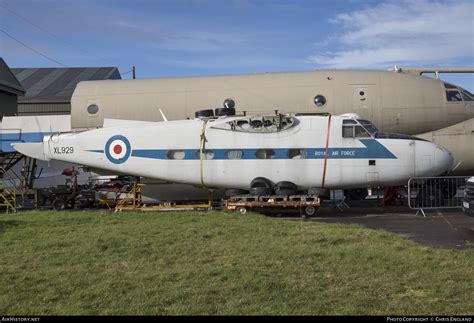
[311,209,474,250]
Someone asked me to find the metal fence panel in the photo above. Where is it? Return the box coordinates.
[408,176,471,214]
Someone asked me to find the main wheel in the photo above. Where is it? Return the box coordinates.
[235,206,248,215]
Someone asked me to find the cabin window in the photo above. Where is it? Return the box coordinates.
[255,149,276,159]
[87,104,99,115]
[167,150,186,160]
[369,160,376,166]
[224,150,244,159]
[195,150,214,160]
[313,95,326,107]
[287,149,307,159]
[446,90,462,102]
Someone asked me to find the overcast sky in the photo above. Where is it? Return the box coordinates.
[1,0,473,90]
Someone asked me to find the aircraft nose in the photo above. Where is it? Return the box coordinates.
[433,144,454,175]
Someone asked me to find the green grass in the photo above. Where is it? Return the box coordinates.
[0,210,472,315]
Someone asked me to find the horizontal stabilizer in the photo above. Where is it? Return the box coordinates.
[11,142,49,161]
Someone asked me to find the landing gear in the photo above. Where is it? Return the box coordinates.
[344,188,368,200]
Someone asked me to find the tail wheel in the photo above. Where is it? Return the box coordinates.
[235,206,248,215]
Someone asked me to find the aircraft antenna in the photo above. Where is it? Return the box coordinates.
[158,109,168,122]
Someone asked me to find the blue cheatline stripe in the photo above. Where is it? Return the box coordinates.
[88,139,397,160]
[0,132,51,153]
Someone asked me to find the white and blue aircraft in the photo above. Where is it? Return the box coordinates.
[12,113,453,191]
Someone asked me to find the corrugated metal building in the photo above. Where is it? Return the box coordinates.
[0,58,25,119]
[11,67,121,116]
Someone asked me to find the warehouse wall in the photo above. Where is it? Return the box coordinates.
[0,91,18,119]
[17,103,71,116]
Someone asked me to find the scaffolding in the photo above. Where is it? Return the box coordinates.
[0,152,39,213]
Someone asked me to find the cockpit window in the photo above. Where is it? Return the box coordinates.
[357,119,379,135]
[354,126,370,138]
[461,91,474,101]
[446,90,462,102]
[374,132,429,141]
[343,124,370,138]
[444,82,458,89]
[342,119,357,125]
[342,119,374,138]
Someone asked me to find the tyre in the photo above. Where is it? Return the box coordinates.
[249,187,273,196]
[274,188,297,196]
[51,197,66,211]
[195,109,214,118]
[275,181,297,190]
[304,206,317,217]
[274,180,297,195]
[225,188,249,197]
[215,107,236,116]
[250,177,273,189]
[235,206,248,215]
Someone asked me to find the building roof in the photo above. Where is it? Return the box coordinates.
[11,67,121,103]
[0,58,25,95]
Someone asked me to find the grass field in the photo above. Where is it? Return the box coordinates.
[0,210,473,315]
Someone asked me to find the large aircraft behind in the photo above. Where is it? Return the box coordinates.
[70,67,474,174]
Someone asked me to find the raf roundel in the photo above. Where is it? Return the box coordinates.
[105,135,131,164]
